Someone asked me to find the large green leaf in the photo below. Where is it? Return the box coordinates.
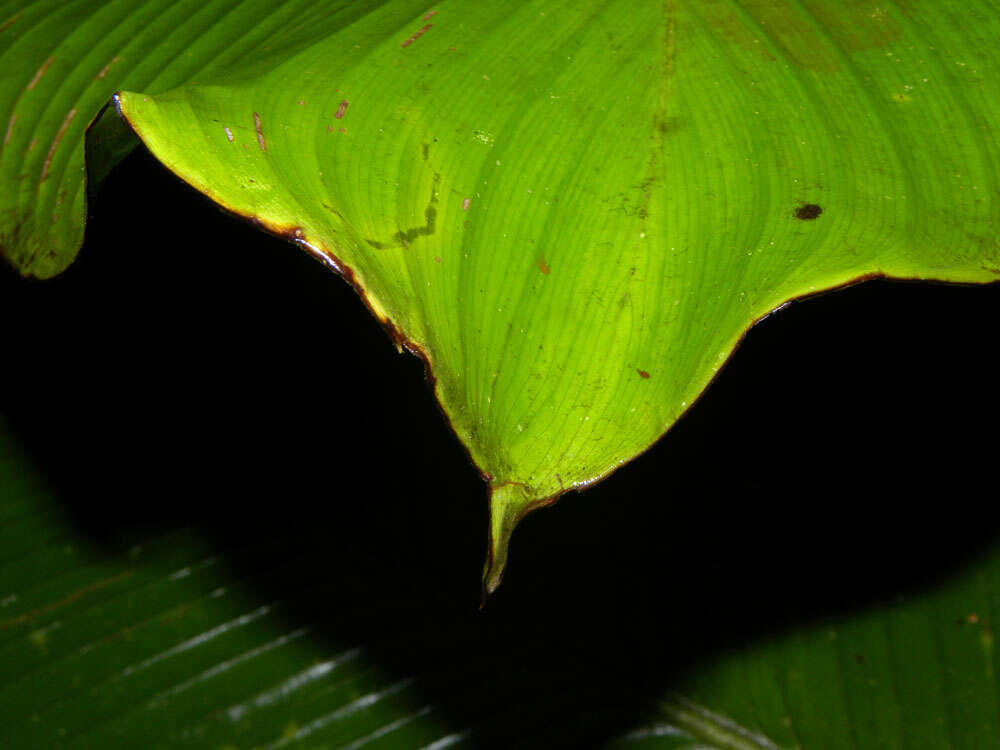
[2,0,999,590]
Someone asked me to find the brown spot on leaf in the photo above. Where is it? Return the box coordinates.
[27,57,53,90]
[799,0,902,53]
[656,116,683,136]
[0,571,133,629]
[795,203,822,220]
[637,369,650,379]
[702,0,903,74]
[462,197,470,211]
[0,11,23,33]
[536,253,550,275]
[402,23,433,48]
[96,56,120,79]
[40,108,76,182]
[424,9,438,20]
[3,114,15,147]
[335,100,348,119]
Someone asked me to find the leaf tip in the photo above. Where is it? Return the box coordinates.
[481,481,567,603]
[481,483,527,602]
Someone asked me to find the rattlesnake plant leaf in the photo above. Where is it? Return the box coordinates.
[2,0,999,591]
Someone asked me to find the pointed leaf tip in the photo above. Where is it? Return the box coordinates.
[482,483,567,601]
[482,483,530,600]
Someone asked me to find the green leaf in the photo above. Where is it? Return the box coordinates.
[3,0,999,590]
[617,546,1000,749]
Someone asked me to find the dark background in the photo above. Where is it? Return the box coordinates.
[1,146,998,745]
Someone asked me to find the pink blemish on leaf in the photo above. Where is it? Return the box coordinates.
[434,256,442,263]
[27,57,54,90]
[401,23,433,48]
[96,56,120,79]
[298,99,305,106]
[41,108,76,182]
[253,112,266,151]
[335,100,349,119]
[423,9,438,20]
[462,198,470,211]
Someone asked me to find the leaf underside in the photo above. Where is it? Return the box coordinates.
[2,0,999,588]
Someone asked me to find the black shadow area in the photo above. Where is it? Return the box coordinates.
[1,147,999,747]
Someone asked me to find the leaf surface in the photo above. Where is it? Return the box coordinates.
[2,0,999,587]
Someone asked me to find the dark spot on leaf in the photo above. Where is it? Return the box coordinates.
[637,369,650,379]
[0,11,23,34]
[401,23,432,48]
[394,205,436,247]
[655,116,682,136]
[364,174,440,249]
[795,203,822,220]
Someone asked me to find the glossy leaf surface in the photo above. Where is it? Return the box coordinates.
[2,0,999,588]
